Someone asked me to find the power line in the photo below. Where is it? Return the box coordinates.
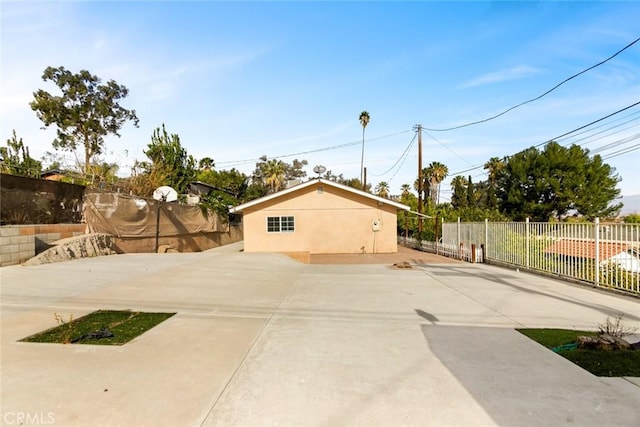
[423,130,475,166]
[535,101,640,148]
[424,36,640,132]
[601,140,640,160]
[387,137,417,185]
[558,116,640,147]
[216,129,412,167]
[370,133,416,177]
[556,110,640,144]
[591,133,640,154]
[446,101,640,177]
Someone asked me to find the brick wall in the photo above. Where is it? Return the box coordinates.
[0,224,86,267]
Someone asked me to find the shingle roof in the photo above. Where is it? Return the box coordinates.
[544,239,633,262]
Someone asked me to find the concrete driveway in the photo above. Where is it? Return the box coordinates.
[1,242,639,426]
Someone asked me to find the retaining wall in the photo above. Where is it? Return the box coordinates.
[0,224,86,266]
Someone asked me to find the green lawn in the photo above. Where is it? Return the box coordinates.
[21,310,176,346]
[517,328,640,377]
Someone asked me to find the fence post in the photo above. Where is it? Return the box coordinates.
[526,217,530,270]
[594,217,600,287]
[435,216,439,255]
[484,218,488,261]
[457,217,461,255]
[471,244,476,263]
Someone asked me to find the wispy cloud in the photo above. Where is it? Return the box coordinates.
[458,65,540,89]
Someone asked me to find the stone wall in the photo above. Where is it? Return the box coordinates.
[0,224,86,267]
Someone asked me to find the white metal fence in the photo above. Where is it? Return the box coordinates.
[401,219,640,296]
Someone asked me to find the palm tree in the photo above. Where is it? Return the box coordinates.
[400,183,411,196]
[375,181,390,198]
[359,111,370,189]
[484,157,504,186]
[484,157,504,209]
[261,159,286,193]
[426,161,449,205]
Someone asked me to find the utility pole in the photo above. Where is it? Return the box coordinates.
[414,124,423,234]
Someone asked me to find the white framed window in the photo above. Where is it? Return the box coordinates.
[267,216,295,233]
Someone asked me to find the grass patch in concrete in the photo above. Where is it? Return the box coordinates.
[21,310,176,346]
[517,328,640,377]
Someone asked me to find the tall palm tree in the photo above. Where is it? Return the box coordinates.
[261,159,286,193]
[375,181,390,198]
[426,161,449,205]
[484,157,504,186]
[484,157,504,209]
[359,111,370,189]
[400,183,411,196]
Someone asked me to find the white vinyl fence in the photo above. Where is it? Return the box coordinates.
[401,218,640,296]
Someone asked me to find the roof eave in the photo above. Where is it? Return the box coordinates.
[229,178,409,214]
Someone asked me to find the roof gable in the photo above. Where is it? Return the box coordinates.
[229,178,409,213]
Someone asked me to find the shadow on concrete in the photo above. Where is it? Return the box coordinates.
[421,324,640,427]
[415,309,438,324]
[413,264,640,322]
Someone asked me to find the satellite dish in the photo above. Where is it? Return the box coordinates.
[153,186,178,202]
[313,165,326,177]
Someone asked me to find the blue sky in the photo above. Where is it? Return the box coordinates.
[2,1,639,199]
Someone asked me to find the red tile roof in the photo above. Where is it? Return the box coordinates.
[544,239,633,262]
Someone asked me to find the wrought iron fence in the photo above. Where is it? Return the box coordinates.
[401,219,640,296]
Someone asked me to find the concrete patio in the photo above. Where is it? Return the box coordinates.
[1,242,639,426]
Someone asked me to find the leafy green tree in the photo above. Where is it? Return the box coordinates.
[30,66,139,174]
[450,175,468,209]
[198,157,215,171]
[285,159,308,180]
[41,151,64,171]
[0,130,42,178]
[466,175,475,206]
[496,141,621,221]
[624,214,640,224]
[197,168,247,200]
[196,168,250,214]
[397,185,418,236]
[87,161,119,187]
[130,124,196,196]
[321,170,369,192]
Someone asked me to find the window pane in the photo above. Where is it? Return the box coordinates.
[267,216,280,232]
[281,216,295,232]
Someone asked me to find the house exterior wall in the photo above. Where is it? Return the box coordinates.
[241,183,399,254]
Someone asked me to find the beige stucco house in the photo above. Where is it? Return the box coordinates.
[229,178,409,257]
